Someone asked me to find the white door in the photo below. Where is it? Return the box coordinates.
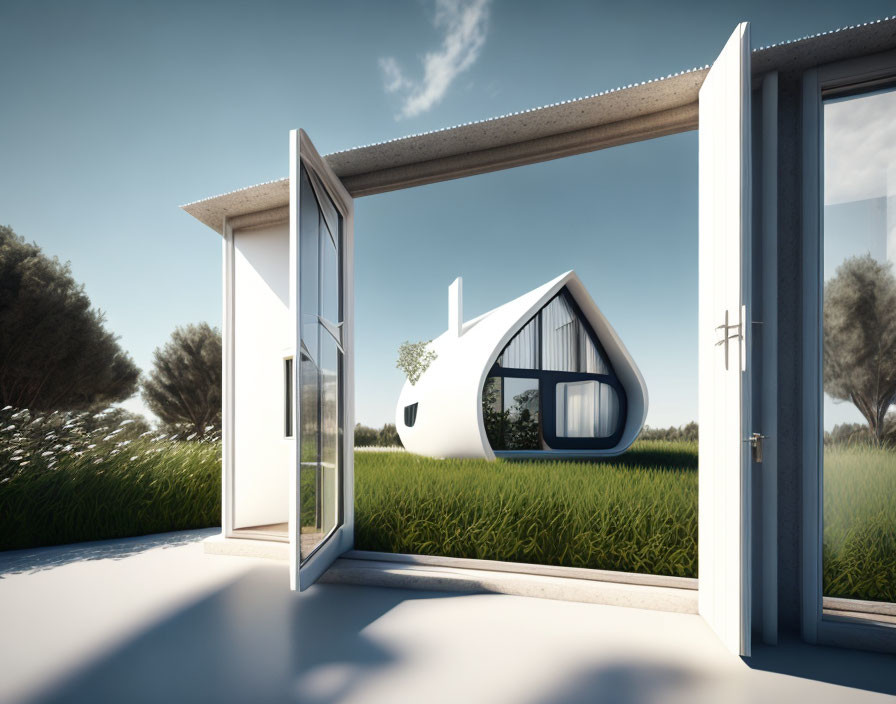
[698,23,753,656]
[289,129,355,591]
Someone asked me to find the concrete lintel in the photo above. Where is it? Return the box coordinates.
[341,102,698,197]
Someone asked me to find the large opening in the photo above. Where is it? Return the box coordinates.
[820,82,896,625]
[353,131,698,579]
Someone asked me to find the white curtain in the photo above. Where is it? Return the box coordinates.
[555,381,619,438]
[542,296,577,371]
[500,316,539,368]
[541,295,609,374]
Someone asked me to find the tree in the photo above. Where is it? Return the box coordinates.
[354,423,379,447]
[823,255,896,442]
[396,339,437,385]
[377,423,401,447]
[142,323,222,436]
[0,225,140,411]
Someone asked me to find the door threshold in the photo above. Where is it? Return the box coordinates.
[322,555,697,614]
[343,550,697,590]
[202,539,698,613]
[203,533,290,560]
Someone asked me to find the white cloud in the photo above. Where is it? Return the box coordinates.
[379,0,491,119]
[824,89,896,205]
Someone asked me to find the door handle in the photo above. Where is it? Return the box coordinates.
[715,309,743,370]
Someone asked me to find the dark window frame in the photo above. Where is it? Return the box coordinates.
[485,287,628,451]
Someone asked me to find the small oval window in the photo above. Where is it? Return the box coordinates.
[404,403,418,427]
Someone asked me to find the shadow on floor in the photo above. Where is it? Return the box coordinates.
[0,528,219,578]
[747,636,896,696]
[532,663,695,704]
[26,568,446,704]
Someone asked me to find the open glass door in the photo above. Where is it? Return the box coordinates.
[289,128,354,591]
[698,23,753,656]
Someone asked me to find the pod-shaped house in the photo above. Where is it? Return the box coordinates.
[396,271,648,459]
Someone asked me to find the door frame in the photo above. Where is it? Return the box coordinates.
[801,49,896,653]
[290,128,356,590]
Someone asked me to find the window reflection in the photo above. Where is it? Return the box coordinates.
[298,164,343,562]
[482,376,541,451]
[822,85,896,612]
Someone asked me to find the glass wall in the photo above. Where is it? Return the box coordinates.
[541,294,609,374]
[485,288,625,451]
[482,376,541,450]
[822,85,896,613]
[298,165,342,561]
[496,290,611,373]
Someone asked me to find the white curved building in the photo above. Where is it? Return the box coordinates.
[396,271,648,459]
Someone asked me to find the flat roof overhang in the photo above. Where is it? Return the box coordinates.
[182,16,896,234]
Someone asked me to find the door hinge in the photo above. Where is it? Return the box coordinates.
[745,433,766,463]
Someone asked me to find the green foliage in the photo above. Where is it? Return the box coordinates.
[354,422,403,447]
[0,225,140,411]
[482,378,540,451]
[142,323,222,436]
[0,406,151,479]
[396,339,437,385]
[825,415,896,448]
[639,422,698,443]
[377,423,401,447]
[354,423,379,447]
[355,441,700,578]
[0,438,220,551]
[823,255,896,442]
[823,444,896,602]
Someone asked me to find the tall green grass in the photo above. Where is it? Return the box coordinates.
[354,441,699,578]
[3,425,893,604]
[824,444,896,602]
[0,439,220,551]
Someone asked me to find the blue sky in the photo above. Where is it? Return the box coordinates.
[1,0,893,428]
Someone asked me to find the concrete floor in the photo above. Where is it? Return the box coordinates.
[1,530,894,704]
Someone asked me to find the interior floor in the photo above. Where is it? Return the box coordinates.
[232,523,327,558]
[232,522,288,538]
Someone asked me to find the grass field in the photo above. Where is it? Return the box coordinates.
[354,441,699,578]
[823,444,896,602]
[2,429,893,603]
[0,439,220,551]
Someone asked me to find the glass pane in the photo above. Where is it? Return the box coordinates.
[299,353,320,561]
[541,292,610,373]
[555,380,619,438]
[499,316,539,369]
[541,295,577,372]
[581,329,609,374]
[300,167,320,361]
[318,328,340,540]
[482,376,504,450]
[503,377,540,450]
[822,86,896,613]
[310,168,339,249]
[320,211,340,325]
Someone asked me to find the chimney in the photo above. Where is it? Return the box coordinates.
[448,277,463,337]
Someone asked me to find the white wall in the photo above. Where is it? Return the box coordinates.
[232,221,291,529]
